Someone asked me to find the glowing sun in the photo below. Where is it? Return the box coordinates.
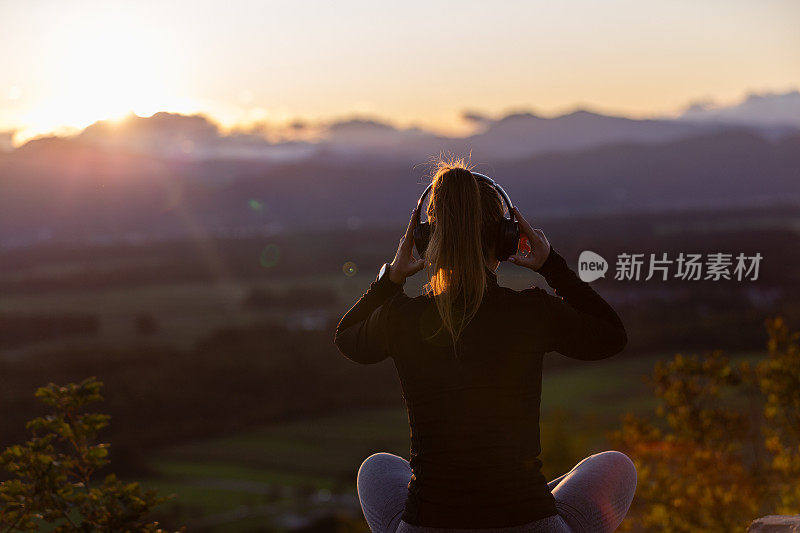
[20,11,193,139]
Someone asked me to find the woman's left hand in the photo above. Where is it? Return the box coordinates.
[389,207,425,284]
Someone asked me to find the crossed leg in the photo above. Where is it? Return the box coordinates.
[356,450,636,533]
[548,451,637,533]
[357,452,413,533]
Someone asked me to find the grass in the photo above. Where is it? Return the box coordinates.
[0,276,357,354]
[141,347,770,531]
[154,408,409,484]
[0,266,555,356]
[0,268,772,529]
[145,348,743,531]
[147,407,409,530]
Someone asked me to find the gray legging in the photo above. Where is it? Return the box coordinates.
[356,450,637,533]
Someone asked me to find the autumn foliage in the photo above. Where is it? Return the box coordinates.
[612,317,800,532]
[0,378,183,532]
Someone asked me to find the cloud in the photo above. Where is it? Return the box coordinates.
[679,89,800,127]
[74,112,317,161]
[324,118,436,150]
[79,112,220,154]
[12,89,800,164]
[460,110,492,124]
[0,130,15,152]
[71,112,437,159]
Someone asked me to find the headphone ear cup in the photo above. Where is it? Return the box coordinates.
[495,219,520,261]
[508,220,521,258]
[414,222,431,259]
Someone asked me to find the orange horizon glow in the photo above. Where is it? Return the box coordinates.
[2,0,798,147]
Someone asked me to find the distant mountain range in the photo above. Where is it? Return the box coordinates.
[678,90,800,128]
[4,90,796,162]
[0,91,798,246]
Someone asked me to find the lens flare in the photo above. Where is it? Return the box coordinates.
[343,262,357,276]
[260,244,280,268]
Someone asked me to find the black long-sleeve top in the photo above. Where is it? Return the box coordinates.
[333,246,627,528]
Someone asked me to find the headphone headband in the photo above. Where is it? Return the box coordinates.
[414,171,516,225]
[412,170,521,262]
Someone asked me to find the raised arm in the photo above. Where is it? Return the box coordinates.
[334,207,424,364]
[333,272,404,364]
[506,207,627,361]
[524,246,627,360]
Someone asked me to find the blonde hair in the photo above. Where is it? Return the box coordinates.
[422,156,505,351]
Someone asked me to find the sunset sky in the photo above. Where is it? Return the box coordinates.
[1,0,798,143]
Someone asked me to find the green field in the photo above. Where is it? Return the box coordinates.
[140,349,764,532]
[0,275,361,354]
[0,244,776,531]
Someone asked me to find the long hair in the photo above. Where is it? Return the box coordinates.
[422,157,505,350]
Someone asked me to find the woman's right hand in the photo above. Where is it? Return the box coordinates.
[506,206,551,271]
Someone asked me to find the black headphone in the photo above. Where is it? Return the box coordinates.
[413,171,521,262]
